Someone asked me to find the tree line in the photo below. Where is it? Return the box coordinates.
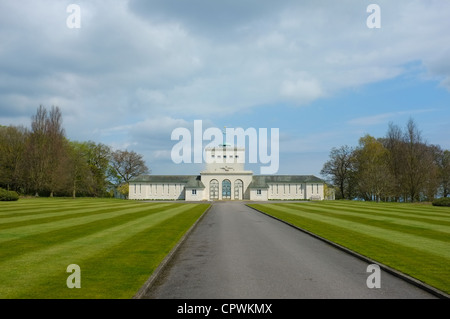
[0,105,149,198]
[321,118,450,202]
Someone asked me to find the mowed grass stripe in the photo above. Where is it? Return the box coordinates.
[0,202,140,227]
[278,203,450,240]
[0,203,180,260]
[0,203,208,298]
[0,203,173,244]
[319,201,450,219]
[294,202,450,225]
[0,198,111,215]
[0,198,136,217]
[30,204,209,299]
[252,204,450,259]
[0,201,172,229]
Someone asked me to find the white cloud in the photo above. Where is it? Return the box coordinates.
[348,109,438,127]
[280,78,324,104]
[1,0,450,174]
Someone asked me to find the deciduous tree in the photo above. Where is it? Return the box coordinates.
[108,150,149,186]
[354,135,393,202]
[320,145,356,199]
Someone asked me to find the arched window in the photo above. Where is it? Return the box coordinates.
[234,180,243,200]
[222,179,231,199]
[210,180,219,200]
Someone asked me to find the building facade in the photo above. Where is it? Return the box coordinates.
[129,146,325,201]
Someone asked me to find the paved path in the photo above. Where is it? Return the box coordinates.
[144,201,436,299]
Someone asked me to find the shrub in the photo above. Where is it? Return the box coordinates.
[0,188,19,201]
[432,197,450,207]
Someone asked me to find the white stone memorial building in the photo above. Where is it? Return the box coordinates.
[129,145,325,201]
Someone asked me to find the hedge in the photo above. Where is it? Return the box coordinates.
[432,197,450,207]
[0,188,19,201]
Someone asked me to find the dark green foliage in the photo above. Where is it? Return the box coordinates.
[432,197,450,207]
[0,188,19,201]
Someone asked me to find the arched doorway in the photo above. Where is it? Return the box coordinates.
[234,180,243,200]
[210,179,219,200]
[222,179,231,200]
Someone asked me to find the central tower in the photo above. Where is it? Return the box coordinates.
[203,145,246,173]
[201,145,253,200]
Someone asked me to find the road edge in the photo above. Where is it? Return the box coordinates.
[246,204,450,299]
[132,203,213,299]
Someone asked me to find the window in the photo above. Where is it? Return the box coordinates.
[222,179,231,199]
[234,180,243,200]
[192,189,197,195]
[210,179,219,200]
[256,189,262,195]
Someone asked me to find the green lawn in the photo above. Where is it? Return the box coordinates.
[0,198,210,299]
[248,201,450,295]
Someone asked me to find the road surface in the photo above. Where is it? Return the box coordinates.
[143,201,437,299]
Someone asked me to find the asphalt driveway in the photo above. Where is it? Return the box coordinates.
[143,201,437,299]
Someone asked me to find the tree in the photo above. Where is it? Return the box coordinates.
[108,150,149,186]
[0,106,150,199]
[46,106,68,197]
[382,119,439,202]
[0,125,28,191]
[354,135,393,202]
[320,145,356,199]
[66,141,94,198]
[23,105,68,196]
[85,142,111,197]
[117,183,129,199]
[25,105,50,196]
[384,122,405,201]
[402,118,436,202]
[433,147,450,198]
[442,150,450,198]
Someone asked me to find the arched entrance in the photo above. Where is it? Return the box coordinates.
[210,179,219,200]
[234,180,243,200]
[222,179,231,200]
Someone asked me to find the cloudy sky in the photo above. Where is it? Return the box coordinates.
[1,0,449,176]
